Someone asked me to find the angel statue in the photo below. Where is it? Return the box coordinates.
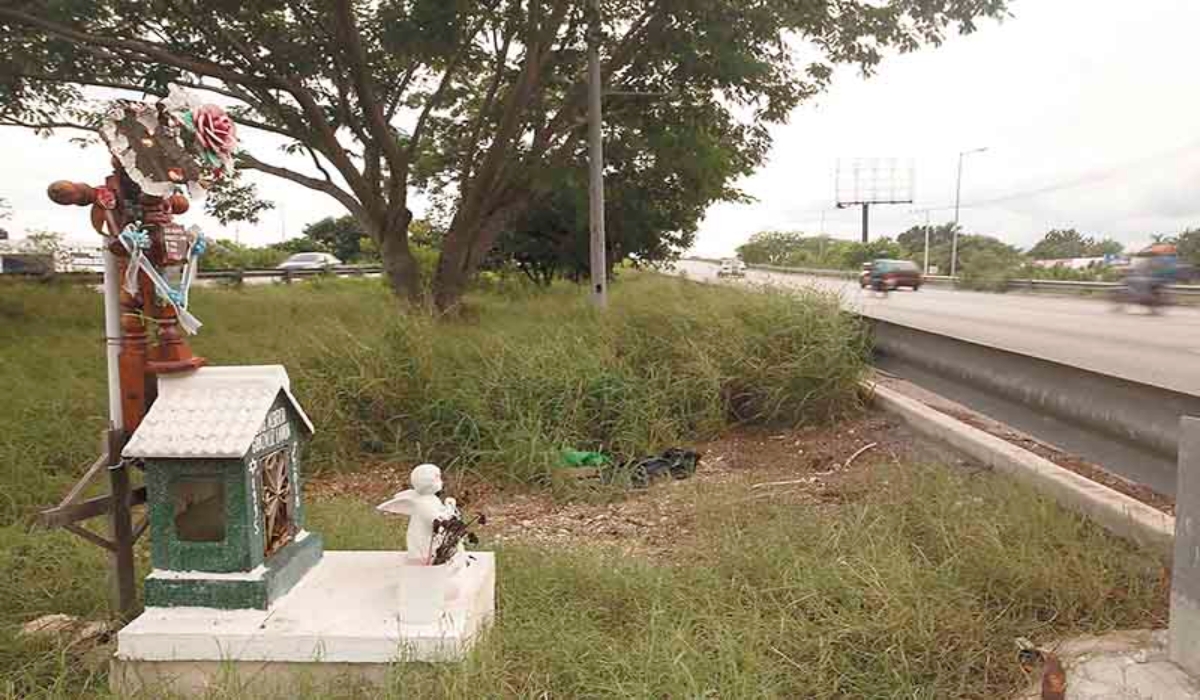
[377,464,462,565]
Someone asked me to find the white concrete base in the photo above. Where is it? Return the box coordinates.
[1016,630,1200,700]
[112,551,494,695]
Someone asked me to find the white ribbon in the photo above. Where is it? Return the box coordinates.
[117,225,203,334]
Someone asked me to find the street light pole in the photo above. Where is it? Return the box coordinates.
[587,0,607,309]
[950,146,987,278]
[922,210,931,275]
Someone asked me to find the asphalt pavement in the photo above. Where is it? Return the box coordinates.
[677,260,1200,398]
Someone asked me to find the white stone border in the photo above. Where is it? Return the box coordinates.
[868,381,1175,557]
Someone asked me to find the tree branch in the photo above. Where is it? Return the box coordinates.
[0,118,98,133]
[406,1,500,161]
[331,0,407,205]
[0,7,273,91]
[458,28,512,186]
[228,115,301,141]
[540,3,661,150]
[385,64,419,121]
[304,145,334,183]
[237,152,364,220]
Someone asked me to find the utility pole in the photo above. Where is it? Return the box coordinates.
[587,0,607,308]
[951,146,987,277]
[922,210,931,274]
[860,203,869,244]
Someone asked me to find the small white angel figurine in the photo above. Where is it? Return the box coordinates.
[377,464,460,565]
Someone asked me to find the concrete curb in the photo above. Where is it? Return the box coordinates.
[869,382,1175,558]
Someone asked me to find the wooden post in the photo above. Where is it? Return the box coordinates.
[106,428,137,619]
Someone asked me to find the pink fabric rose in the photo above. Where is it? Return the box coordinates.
[193,104,237,156]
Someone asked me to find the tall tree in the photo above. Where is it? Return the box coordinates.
[737,231,811,266]
[1170,228,1200,265]
[1028,228,1122,259]
[896,222,957,256]
[495,89,760,283]
[1,0,1007,310]
[302,214,367,262]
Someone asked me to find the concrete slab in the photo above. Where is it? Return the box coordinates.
[1171,416,1200,675]
[112,551,495,695]
[1016,630,1200,700]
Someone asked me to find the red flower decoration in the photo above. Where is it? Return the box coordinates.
[192,104,237,156]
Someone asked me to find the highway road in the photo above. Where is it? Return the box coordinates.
[678,260,1200,398]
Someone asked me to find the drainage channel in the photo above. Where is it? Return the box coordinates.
[875,356,1178,497]
[869,319,1196,498]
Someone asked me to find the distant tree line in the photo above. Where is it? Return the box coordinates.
[735,224,1200,289]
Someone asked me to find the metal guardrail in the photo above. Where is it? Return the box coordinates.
[2,265,385,285]
[742,263,1200,297]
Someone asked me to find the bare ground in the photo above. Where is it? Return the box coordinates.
[308,414,960,558]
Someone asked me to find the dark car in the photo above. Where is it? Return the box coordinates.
[861,259,922,291]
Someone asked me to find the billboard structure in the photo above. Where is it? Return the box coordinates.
[835,158,915,243]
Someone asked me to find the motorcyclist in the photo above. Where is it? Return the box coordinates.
[1121,244,1177,310]
[1146,247,1179,293]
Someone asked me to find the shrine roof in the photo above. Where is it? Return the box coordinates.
[122,365,314,459]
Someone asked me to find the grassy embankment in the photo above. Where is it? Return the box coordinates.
[0,275,1166,699]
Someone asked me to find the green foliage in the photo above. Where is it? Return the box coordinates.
[956,237,1025,291]
[0,0,1009,306]
[302,215,367,263]
[896,222,958,260]
[198,239,286,271]
[843,237,905,267]
[1021,262,1123,283]
[1168,228,1200,265]
[0,274,866,523]
[202,170,274,225]
[1028,228,1123,259]
[19,230,65,256]
[737,231,905,270]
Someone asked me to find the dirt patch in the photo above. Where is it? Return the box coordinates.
[308,414,932,557]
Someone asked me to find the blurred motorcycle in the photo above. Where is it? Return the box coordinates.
[1109,278,1170,314]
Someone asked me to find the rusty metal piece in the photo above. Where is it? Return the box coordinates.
[1040,651,1066,700]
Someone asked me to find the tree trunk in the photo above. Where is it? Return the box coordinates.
[433,200,527,312]
[367,208,422,305]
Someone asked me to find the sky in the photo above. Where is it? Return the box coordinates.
[3,0,1199,255]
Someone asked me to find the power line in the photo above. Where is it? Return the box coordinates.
[924,137,1200,212]
[773,138,1200,222]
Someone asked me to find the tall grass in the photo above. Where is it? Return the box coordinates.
[302,465,1164,699]
[0,274,866,521]
[3,462,1163,699]
[303,275,869,482]
[0,276,1168,699]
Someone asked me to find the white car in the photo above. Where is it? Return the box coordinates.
[716,259,746,277]
[277,252,342,270]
